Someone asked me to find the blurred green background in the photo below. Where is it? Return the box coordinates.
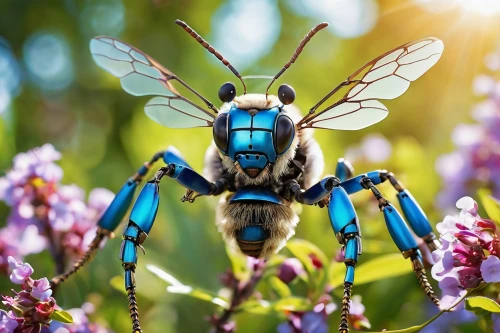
[1,0,499,332]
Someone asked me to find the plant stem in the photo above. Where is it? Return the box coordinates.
[210,260,267,332]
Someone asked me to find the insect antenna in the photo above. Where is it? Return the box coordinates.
[175,19,247,94]
[265,22,329,98]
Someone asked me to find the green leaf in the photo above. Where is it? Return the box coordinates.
[330,253,413,288]
[236,297,311,314]
[478,189,500,226]
[109,275,128,296]
[147,264,229,309]
[286,239,328,302]
[50,309,74,324]
[268,276,292,298]
[466,296,500,314]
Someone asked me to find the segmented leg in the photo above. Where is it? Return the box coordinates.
[359,176,439,307]
[50,149,173,287]
[327,186,362,333]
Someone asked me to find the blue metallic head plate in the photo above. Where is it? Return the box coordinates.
[218,106,295,178]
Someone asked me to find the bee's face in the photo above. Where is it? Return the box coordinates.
[213,105,296,178]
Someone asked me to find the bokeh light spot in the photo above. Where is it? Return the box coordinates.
[0,39,22,113]
[211,0,281,70]
[80,0,125,37]
[286,0,379,39]
[23,33,74,91]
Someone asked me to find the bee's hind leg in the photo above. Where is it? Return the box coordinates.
[327,186,362,333]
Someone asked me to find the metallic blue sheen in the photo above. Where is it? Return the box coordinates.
[124,270,134,289]
[236,154,268,170]
[230,188,283,204]
[344,224,358,235]
[226,107,286,165]
[137,165,149,176]
[345,266,355,284]
[120,240,137,264]
[397,189,433,237]
[328,187,358,234]
[340,175,366,195]
[163,146,191,168]
[335,159,352,182]
[383,204,418,252]
[170,165,213,195]
[129,182,159,234]
[98,181,137,231]
[237,225,268,241]
[124,225,139,238]
[367,171,383,185]
[345,238,359,262]
[300,177,333,205]
[252,107,280,128]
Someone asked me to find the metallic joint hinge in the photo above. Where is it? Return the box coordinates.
[401,248,418,259]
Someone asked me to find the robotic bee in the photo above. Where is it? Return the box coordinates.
[51,20,444,333]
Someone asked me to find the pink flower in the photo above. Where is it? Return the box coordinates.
[30,278,52,301]
[8,257,33,284]
[278,258,304,284]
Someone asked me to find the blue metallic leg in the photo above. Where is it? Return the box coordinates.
[327,186,361,333]
[335,158,354,182]
[379,171,441,252]
[50,148,175,287]
[119,164,229,333]
[359,177,440,307]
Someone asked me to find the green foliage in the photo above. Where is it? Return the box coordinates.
[329,253,413,288]
[285,239,328,302]
[465,296,500,315]
[50,309,74,324]
[478,189,500,226]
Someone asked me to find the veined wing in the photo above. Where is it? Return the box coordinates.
[90,36,215,128]
[298,37,444,130]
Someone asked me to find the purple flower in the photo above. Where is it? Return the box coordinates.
[278,258,304,284]
[8,257,33,284]
[31,278,52,301]
[480,255,500,283]
[493,313,500,333]
[0,310,19,332]
[436,54,500,209]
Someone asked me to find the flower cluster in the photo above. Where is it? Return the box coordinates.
[276,258,370,332]
[435,50,500,209]
[432,197,500,308]
[46,304,113,333]
[1,257,56,332]
[0,144,114,269]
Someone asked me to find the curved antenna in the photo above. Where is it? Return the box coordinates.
[175,19,247,94]
[265,22,329,97]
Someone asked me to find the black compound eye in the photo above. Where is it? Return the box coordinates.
[277,84,296,105]
[213,113,229,152]
[218,82,236,103]
[274,115,295,155]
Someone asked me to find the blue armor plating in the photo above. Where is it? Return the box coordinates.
[98,181,138,232]
[383,204,418,252]
[229,188,283,204]
[169,164,213,195]
[163,146,192,168]
[328,187,358,234]
[397,189,433,237]
[237,225,268,241]
[300,177,336,205]
[223,106,294,173]
[341,171,383,195]
[335,158,354,182]
[129,182,160,234]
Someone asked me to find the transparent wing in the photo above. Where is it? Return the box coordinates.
[299,37,444,130]
[90,36,214,128]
